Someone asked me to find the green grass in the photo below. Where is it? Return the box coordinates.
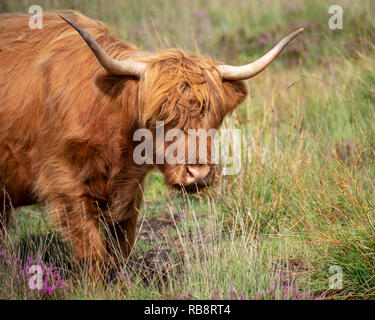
[1,0,375,300]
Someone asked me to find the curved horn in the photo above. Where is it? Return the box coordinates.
[59,15,146,78]
[218,28,304,81]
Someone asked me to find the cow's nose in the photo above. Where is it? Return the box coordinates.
[184,165,210,186]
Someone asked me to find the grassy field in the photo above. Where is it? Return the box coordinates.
[1,0,375,300]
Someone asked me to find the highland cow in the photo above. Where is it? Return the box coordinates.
[0,11,302,267]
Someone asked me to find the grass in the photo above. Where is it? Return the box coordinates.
[1,0,375,299]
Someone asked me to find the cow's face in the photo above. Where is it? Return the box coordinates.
[60,15,302,192]
[137,50,247,193]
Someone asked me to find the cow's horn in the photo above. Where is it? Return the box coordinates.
[59,15,146,78]
[217,28,304,81]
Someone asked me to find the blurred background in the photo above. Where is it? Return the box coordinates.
[0,0,373,65]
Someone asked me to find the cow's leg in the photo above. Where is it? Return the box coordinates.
[106,214,138,265]
[49,198,107,272]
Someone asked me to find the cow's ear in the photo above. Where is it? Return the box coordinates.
[95,71,140,102]
[222,80,248,113]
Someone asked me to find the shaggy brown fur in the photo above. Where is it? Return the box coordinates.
[0,11,247,266]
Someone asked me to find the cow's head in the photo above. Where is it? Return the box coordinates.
[60,15,303,193]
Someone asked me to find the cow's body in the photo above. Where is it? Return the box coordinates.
[0,13,149,262]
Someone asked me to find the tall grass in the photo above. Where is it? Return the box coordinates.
[1,0,375,299]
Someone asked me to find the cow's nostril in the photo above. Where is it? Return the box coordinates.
[185,165,210,183]
[173,165,213,193]
[186,166,195,178]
